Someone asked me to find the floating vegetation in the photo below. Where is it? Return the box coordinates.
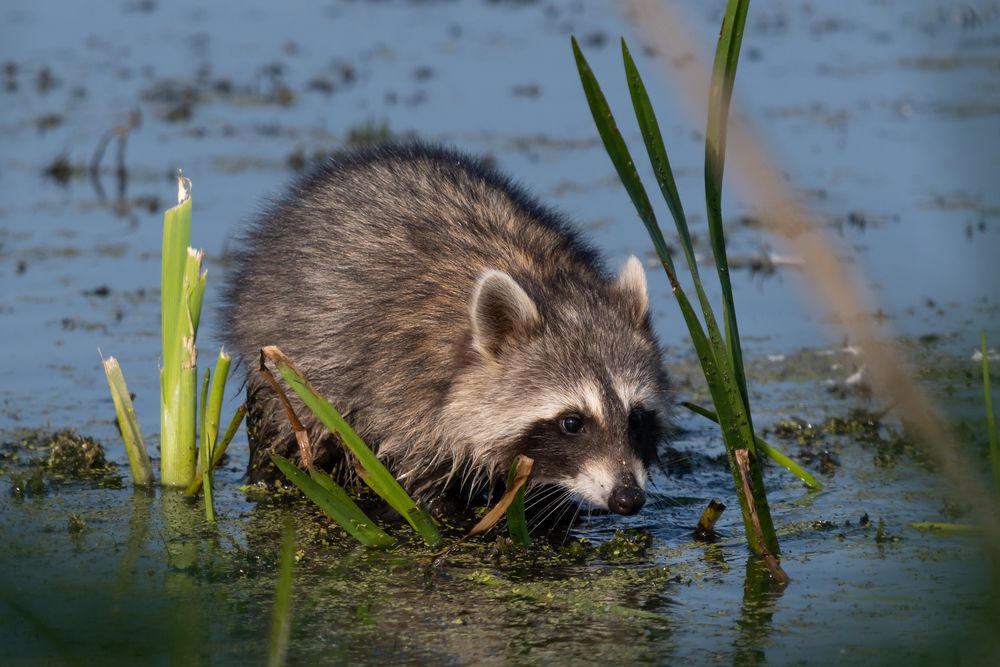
[2,428,121,494]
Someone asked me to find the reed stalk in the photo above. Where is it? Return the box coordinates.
[573,0,786,579]
[102,355,154,485]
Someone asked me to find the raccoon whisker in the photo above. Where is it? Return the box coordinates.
[529,492,574,534]
[564,503,583,539]
[644,494,682,509]
[522,486,563,513]
[552,496,577,527]
[528,493,569,530]
[528,493,569,524]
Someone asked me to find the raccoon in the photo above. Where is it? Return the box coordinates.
[221,143,670,516]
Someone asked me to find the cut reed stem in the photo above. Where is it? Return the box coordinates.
[102,355,154,485]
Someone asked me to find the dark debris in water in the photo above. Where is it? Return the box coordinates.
[2,428,122,493]
[47,430,110,476]
[765,407,922,471]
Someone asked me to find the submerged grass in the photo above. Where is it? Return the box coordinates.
[271,456,395,547]
[266,522,296,667]
[572,0,786,580]
[260,346,442,547]
[983,330,999,506]
[910,330,999,535]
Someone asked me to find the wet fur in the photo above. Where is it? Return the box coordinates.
[221,143,670,510]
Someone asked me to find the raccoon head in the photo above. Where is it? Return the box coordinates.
[445,255,669,516]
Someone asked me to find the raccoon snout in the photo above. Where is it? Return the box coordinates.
[608,485,645,515]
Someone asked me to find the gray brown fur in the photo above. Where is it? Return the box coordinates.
[221,143,670,514]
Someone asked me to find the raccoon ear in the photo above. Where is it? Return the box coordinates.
[617,255,649,319]
[470,270,540,357]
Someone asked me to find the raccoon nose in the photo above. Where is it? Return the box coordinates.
[608,485,645,515]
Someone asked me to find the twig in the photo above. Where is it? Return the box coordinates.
[735,449,789,583]
[258,349,314,470]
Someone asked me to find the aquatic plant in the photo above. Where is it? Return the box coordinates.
[102,357,153,485]
[102,175,244,519]
[983,330,999,506]
[159,176,205,487]
[259,346,537,550]
[266,522,296,667]
[259,346,442,547]
[912,330,1000,535]
[572,0,788,580]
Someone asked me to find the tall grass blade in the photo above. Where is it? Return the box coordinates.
[983,331,999,502]
[262,346,441,546]
[573,29,782,562]
[682,401,821,489]
[621,36,752,432]
[705,0,752,418]
[505,455,532,546]
[620,40,695,277]
[266,521,295,667]
[102,355,154,485]
[185,403,246,496]
[573,37,739,440]
[571,36,673,270]
[271,455,395,547]
[198,368,214,522]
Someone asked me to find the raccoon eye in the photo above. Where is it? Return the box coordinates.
[628,409,643,431]
[559,414,584,435]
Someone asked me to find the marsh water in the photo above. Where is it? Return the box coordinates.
[2,0,999,664]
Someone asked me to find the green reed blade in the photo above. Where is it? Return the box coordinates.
[199,367,214,522]
[705,0,752,421]
[271,455,395,547]
[505,457,531,547]
[573,29,781,558]
[621,37,741,420]
[682,401,821,489]
[185,403,246,497]
[620,39,695,277]
[205,349,231,453]
[573,34,755,455]
[102,355,154,485]
[266,521,295,667]
[267,349,441,546]
[571,36,675,271]
[983,331,999,503]
[161,176,192,392]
